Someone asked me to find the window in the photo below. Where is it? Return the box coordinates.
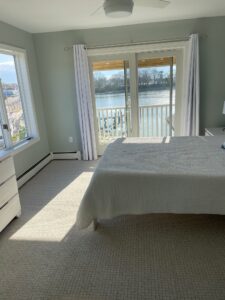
[0,45,38,152]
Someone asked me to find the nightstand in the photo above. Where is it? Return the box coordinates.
[205,127,225,136]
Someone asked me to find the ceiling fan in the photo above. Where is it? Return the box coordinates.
[91,0,170,18]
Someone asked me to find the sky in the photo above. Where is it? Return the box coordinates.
[0,53,17,84]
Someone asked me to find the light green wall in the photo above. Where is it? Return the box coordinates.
[34,16,225,152]
[0,21,49,177]
[0,17,224,174]
[33,31,81,152]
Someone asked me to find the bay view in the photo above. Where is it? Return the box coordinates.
[93,58,176,147]
[95,89,175,140]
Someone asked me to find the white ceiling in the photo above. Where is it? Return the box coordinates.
[0,0,225,33]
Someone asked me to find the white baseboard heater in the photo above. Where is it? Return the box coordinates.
[51,151,81,160]
[17,151,81,188]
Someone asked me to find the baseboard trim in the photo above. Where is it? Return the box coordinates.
[17,151,81,188]
[17,154,52,188]
[51,151,81,160]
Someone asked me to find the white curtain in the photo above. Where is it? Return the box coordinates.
[182,34,200,136]
[73,45,97,160]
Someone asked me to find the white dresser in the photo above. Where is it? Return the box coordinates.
[0,155,21,232]
[205,127,225,136]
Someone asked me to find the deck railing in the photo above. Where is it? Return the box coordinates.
[96,104,175,143]
[139,104,175,137]
[96,107,128,143]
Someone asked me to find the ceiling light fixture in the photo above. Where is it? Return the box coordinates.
[104,0,134,18]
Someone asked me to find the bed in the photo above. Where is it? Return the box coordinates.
[76,136,225,229]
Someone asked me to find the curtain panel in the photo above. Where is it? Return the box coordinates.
[73,44,97,160]
[182,34,200,136]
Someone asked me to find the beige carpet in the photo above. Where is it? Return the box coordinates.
[1,160,225,300]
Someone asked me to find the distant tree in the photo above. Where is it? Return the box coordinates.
[93,68,174,94]
[110,72,124,91]
[94,72,107,92]
[151,69,159,85]
[139,70,151,86]
[158,71,164,85]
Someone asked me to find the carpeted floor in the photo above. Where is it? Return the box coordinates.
[1,160,225,300]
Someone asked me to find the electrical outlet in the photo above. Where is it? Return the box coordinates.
[68,136,73,143]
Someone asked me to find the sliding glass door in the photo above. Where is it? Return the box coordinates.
[90,50,182,154]
[91,59,131,154]
[137,55,176,137]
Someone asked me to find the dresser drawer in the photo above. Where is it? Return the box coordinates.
[0,194,21,232]
[0,176,18,209]
[0,157,15,185]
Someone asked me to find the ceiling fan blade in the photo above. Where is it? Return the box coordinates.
[136,0,170,8]
[90,4,103,16]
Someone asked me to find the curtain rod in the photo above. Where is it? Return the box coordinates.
[64,34,207,51]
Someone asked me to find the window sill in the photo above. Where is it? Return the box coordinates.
[0,137,40,161]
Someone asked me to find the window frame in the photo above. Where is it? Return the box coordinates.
[0,44,39,154]
[88,41,189,154]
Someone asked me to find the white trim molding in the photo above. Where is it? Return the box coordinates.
[88,40,189,155]
[0,43,39,151]
[17,151,81,188]
[51,151,81,160]
[17,154,51,188]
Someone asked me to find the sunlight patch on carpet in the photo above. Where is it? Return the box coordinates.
[9,171,93,242]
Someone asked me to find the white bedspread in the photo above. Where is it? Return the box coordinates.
[76,136,225,229]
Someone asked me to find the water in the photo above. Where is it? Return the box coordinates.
[95,89,175,108]
[95,89,176,139]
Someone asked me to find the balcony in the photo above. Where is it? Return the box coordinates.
[96,103,175,145]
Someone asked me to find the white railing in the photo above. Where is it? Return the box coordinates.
[96,107,128,144]
[139,104,175,137]
[96,104,175,144]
